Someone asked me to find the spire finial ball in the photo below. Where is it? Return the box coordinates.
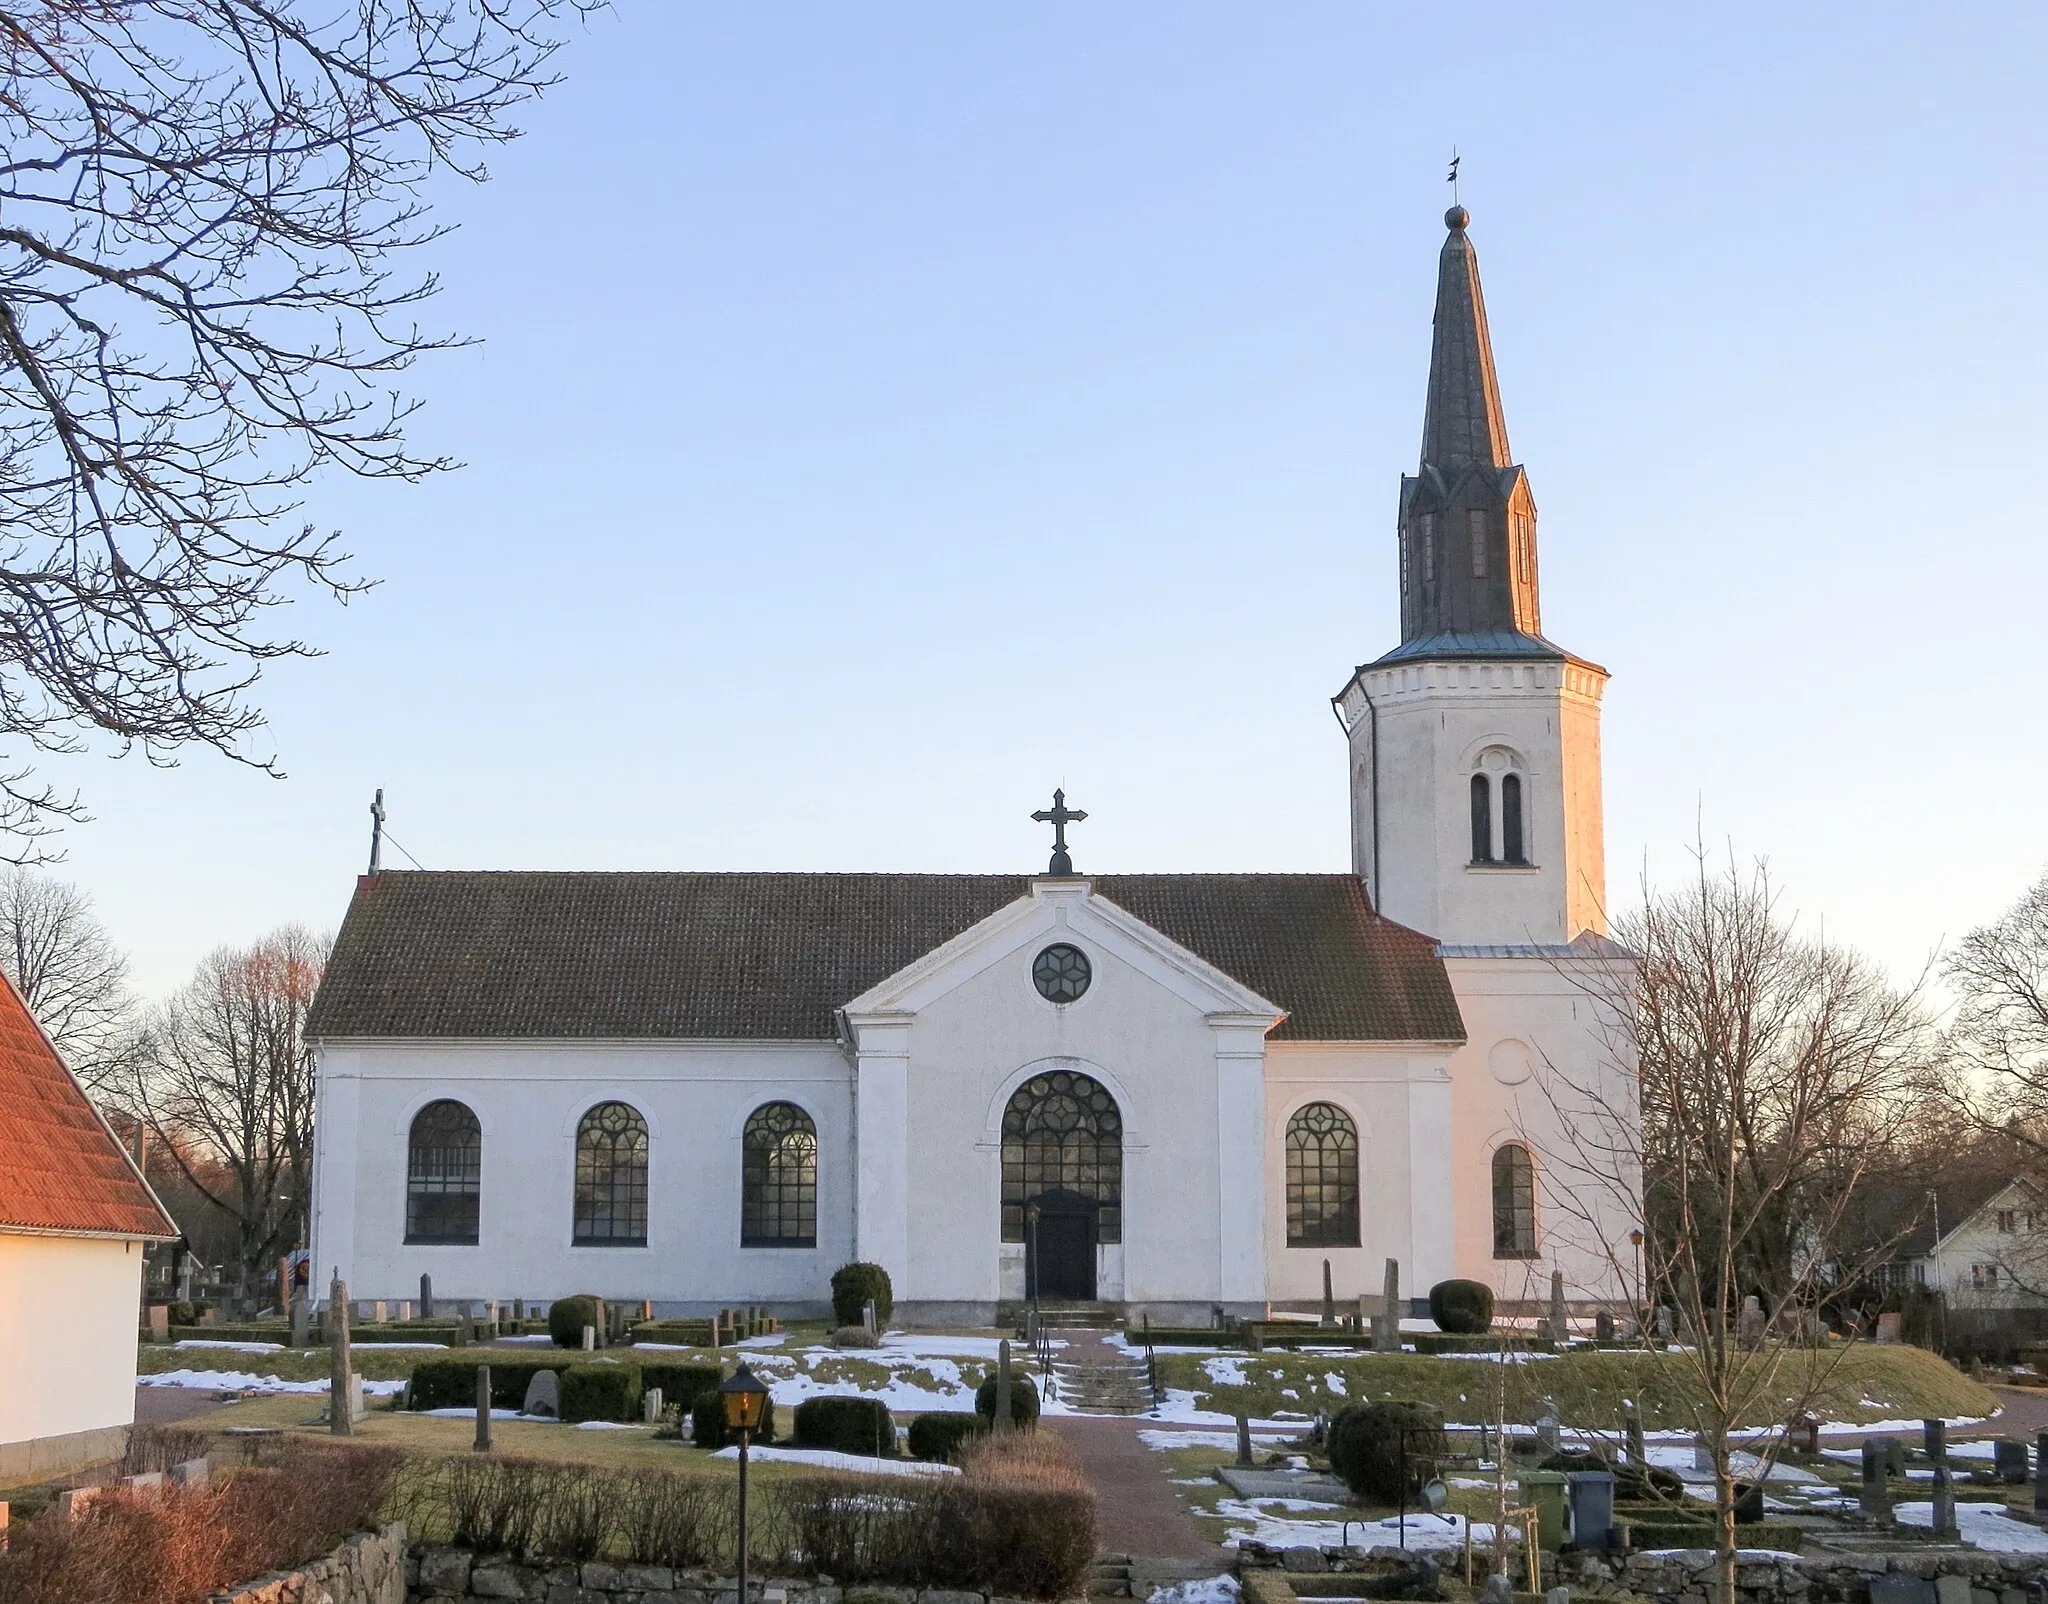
[1445,205,1470,231]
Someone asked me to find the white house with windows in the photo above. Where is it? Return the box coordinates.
[1911,1179,2048,1311]
[304,207,1640,1323]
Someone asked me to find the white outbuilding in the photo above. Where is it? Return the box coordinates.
[0,974,177,1480]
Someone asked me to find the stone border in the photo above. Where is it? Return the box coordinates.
[217,1520,407,1604]
[407,1546,1025,1604]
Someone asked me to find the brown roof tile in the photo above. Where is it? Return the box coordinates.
[0,974,177,1238]
[306,871,1464,1045]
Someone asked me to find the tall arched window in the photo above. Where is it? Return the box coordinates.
[1502,773,1525,864]
[1001,1071,1122,1243]
[406,1100,481,1244]
[1470,773,1493,863]
[1285,1103,1360,1248]
[742,1102,817,1248]
[574,1102,648,1246]
[1492,1142,1538,1259]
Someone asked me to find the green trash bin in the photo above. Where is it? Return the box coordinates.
[1518,1469,1568,1551]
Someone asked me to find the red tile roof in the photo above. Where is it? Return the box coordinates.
[0,973,177,1238]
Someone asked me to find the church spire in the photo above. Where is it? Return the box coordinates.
[1395,206,1546,649]
[1421,206,1512,473]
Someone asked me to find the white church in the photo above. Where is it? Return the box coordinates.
[306,208,1640,1324]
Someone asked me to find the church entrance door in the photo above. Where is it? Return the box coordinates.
[1027,1189,1097,1302]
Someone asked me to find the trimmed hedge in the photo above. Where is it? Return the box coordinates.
[831,1262,893,1329]
[1327,1400,1446,1502]
[410,1355,568,1412]
[639,1362,722,1417]
[549,1293,605,1348]
[974,1373,1040,1427]
[561,1362,641,1423]
[1428,1279,1495,1335]
[691,1387,779,1449]
[908,1412,987,1463]
[793,1396,897,1457]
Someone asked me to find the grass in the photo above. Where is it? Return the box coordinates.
[1154,1343,1998,1431]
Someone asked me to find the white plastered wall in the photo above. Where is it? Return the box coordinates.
[0,1232,142,1449]
[308,1039,853,1310]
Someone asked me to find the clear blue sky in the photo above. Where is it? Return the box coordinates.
[51,3,2048,996]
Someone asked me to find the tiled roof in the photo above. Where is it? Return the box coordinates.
[0,974,177,1238]
[306,871,1465,1045]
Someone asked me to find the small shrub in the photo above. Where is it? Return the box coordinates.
[639,1361,722,1417]
[793,1395,897,1456]
[1427,1278,1495,1335]
[974,1371,1040,1427]
[122,1423,210,1476]
[1327,1400,1446,1502]
[691,1386,778,1449]
[907,1412,987,1463]
[830,1262,893,1328]
[409,1355,565,1412]
[615,1467,736,1567]
[548,1293,605,1348]
[560,1361,641,1423]
[831,1324,880,1348]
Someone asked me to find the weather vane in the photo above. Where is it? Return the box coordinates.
[1447,149,1461,206]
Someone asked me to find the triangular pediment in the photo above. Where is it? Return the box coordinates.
[839,878,1286,1027]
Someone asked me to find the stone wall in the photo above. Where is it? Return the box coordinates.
[215,1520,408,1604]
[405,1547,999,1604]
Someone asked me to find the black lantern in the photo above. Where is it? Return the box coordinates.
[720,1362,770,1436]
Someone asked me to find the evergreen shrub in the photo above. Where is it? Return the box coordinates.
[560,1362,641,1423]
[973,1373,1040,1427]
[1427,1279,1495,1335]
[548,1294,605,1348]
[907,1412,987,1462]
[409,1355,567,1412]
[638,1362,722,1417]
[1326,1400,1446,1502]
[792,1395,897,1456]
[830,1262,893,1329]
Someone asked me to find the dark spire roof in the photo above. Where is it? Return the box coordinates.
[1384,207,1564,662]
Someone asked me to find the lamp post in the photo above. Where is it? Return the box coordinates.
[720,1362,771,1604]
[1025,1202,1042,1330]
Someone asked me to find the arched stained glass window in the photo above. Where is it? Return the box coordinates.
[1502,773,1526,864]
[1471,773,1493,863]
[574,1102,648,1246]
[1285,1103,1360,1248]
[742,1102,817,1248]
[1492,1142,1538,1259]
[406,1100,480,1244]
[1000,1071,1122,1244]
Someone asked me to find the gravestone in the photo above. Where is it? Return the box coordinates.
[581,1324,595,1352]
[398,1301,413,1322]
[1693,1435,1714,1473]
[1321,1258,1336,1326]
[289,1296,308,1348]
[2035,1432,2048,1513]
[55,1488,98,1520]
[1536,1411,1561,1454]
[1376,1258,1401,1353]
[120,1471,165,1491]
[147,1305,170,1341]
[374,1301,388,1324]
[1738,1296,1764,1349]
[1566,1470,1616,1549]
[1861,1439,1892,1519]
[1624,1414,1645,1466]
[168,1458,209,1486]
[452,1317,469,1348]
[1548,1271,1567,1343]
[1244,1321,1263,1353]
[513,1298,525,1321]
[1236,1412,1255,1468]
[1886,1437,1906,1476]
[329,1274,354,1438]
[1994,1438,2028,1483]
[1923,1418,1947,1462]
[1930,1462,1958,1539]
[642,1387,665,1423]
[1593,1309,1614,1341]
[486,1300,500,1335]
[419,1273,433,1321]
[523,1369,560,1418]
[863,1299,877,1338]
[1876,1311,1902,1344]
[474,1365,492,1453]
[1786,1413,1821,1455]
[1654,1306,1673,1340]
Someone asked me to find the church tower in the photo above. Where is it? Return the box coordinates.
[1334,207,1609,947]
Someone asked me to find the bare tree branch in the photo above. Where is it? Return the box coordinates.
[0,861,135,1089]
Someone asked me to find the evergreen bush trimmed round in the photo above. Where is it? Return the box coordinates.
[1428,1279,1495,1335]
[830,1262,893,1329]
[907,1411,988,1462]
[1326,1400,1446,1502]
[973,1372,1040,1427]
[549,1293,605,1348]
[793,1395,897,1456]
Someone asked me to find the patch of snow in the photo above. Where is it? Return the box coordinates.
[1821,1415,1988,1436]
[1215,1503,1497,1553]
[139,1368,406,1396]
[171,1339,283,1354]
[1136,1429,1300,1451]
[1894,1502,2048,1553]
[734,1334,788,1349]
[423,1407,554,1420]
[577,1421,642,1430]
[1202,1356,1249,1387]
[495,1334,556,1345]
[709,1446,960,1477]
[1146,1577,1238,1604]
[350,1342,448,1351]
[1324,1373,1348,1396]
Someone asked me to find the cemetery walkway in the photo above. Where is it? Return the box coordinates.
[1048,1329,1226,1563]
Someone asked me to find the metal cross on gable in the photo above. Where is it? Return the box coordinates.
[1031,788,1088,876]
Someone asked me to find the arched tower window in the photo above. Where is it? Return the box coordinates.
[1470,773,1493,863]
[1492,1142,1538,1259]
[1000,1071,1122,1244]
[1502,773,1526,864]
[1285,1103,1360,1248]
[574,1102,648,1246]
[406,1100,480,1244]
[742,1102,817,1248]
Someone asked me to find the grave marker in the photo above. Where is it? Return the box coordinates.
[1923,1418,1947,1462]
[168,1458,209,1486]
[1376,1258,1401,1353]
[146,1305,169,1342]
[1994,1438,2028,1484]
[1876,1311,1901,1344]
[1321,1259,1336,1327]
[1930,1462,1958,1539]
[289,1295,308,1348]
[1623,1414,1645,1466]
[419,1273,433,1320]
[642,1387,665,1423]
[523,1369,559,1418]
[329,1273,354,1437]
[1235,1412,1254,1468]
[1860,1439,1891,1519]
[1548,1271,1567,1343]
[581,1325,595,1352]
[474,1366,492,1453]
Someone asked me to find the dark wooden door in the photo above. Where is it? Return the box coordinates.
[1027,1190,1097,1301]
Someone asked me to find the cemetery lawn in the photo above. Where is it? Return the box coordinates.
[137,1343,430,1383]
[1153,1343,1996,1430]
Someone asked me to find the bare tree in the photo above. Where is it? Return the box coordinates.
[0,863,134,1090]
[1542,852,1935,1604]
[130,926,325,1304]
[0,0,595,850]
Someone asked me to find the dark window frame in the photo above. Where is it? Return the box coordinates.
[1001,1070,1122,1244]
[1471,772,1493,863]
[742,1101,818,1248]
[1285,1102,1361,1248]
[1492,1142,1538,1259]
[405,1099,481,1245]
[574,1101,649,1247]
[1502,772,1526,864]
